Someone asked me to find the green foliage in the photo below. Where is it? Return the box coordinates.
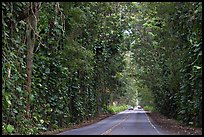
[5,124,15,134]
[129,2,202,127]
[2,2,202,135]
[143,106,154,112]
[107,105,128,114]
[2,2,129,134]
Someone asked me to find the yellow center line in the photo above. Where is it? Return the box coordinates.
[101,115,129,135]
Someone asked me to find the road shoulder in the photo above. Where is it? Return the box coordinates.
[39,113,114,135]
[146,111,202,135]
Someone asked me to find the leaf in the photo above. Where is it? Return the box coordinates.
[6,124,14,133]
[193,47,200,53]
[40,119,44,124]
[30,94,35,102]
[13,109,18,114]
[37,83,42,87]
[33,116,38,121]
[19,20,26,25]
[193,65,201,70]
[198,50,202,56]
[5,95,11,106]
[16,86,22,92]
[45,68,50,74]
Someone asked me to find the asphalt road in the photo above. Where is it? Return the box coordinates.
[58,108,174,135]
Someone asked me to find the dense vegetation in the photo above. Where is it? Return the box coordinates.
[131,2,202,127]
[2,2,202,135]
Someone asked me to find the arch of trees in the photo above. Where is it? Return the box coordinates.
[2,2,202,134]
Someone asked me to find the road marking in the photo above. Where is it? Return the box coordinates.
[101,115,129,135]
[144,111,161,135]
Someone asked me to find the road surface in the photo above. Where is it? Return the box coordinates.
[58,108,174,135]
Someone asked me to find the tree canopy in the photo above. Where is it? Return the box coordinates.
[2,2,202,134]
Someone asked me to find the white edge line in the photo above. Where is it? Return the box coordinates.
[144,110,161,135]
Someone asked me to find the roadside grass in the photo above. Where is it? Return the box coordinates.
[143,105,154,112]
[107,105,128,114]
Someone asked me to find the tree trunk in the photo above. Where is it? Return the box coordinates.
[26,2,40,119]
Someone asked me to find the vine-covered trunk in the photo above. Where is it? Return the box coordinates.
[26,2,40,118]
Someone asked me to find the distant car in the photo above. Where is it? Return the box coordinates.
[137,105,142,109]
[128,106,134,110]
